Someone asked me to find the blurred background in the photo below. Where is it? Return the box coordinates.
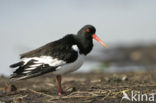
[0,0,156,76]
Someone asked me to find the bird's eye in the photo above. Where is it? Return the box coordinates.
[86,28,90,33]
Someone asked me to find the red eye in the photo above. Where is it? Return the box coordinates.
[86,28,90,32]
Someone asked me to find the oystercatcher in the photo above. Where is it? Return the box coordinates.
[10,25,107,95]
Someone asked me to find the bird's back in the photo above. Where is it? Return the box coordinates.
[20,34,78,62]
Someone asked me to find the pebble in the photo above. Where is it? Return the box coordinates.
[5,84,17,93]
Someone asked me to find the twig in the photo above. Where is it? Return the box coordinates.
[101,90,111,100]
[14,94,28,99]
[28,89,54,98]
[113,89,130,95]
[27,89,107,102]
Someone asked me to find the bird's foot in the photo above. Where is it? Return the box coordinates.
[58,91,67,96]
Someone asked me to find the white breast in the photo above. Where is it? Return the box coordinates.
[52,45,85,75]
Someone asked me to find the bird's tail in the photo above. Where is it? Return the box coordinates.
[10,61,25,81]
[10,61,24,68]
[10,60,56,81]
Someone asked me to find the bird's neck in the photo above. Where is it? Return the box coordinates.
[74,35,93,55]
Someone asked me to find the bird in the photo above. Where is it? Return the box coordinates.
[9,25,107,95]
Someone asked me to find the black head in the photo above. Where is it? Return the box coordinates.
[75,25,107,55]
[77,25,96,40]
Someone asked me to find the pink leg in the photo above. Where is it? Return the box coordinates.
[56,75,66,95]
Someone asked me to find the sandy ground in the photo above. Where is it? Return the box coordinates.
[0,70,156,103]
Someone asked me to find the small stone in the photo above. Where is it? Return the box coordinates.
[5,84,17,93]
[66,87,76,92]
[13,98,22,103]
[105,77,110,82]
[91,79,101,83]
[122,75,128,81]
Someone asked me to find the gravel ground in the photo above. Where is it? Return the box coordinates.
[0,70,156,103]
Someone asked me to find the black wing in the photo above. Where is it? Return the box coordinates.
[10,35,78,80]
[10,60,57,80]
[20,34,78,63]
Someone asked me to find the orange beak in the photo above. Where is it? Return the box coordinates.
[92,34,108,48]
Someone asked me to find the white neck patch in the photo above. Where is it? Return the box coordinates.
[72,45,79,52]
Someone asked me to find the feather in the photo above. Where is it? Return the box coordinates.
[10,61,24,68]
[10,56,66,80]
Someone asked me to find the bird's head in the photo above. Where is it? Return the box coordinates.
[77,25,107,48]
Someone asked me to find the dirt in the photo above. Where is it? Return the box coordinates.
[0,70,156,103]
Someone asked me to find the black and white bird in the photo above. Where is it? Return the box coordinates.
[10,25,107,95]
